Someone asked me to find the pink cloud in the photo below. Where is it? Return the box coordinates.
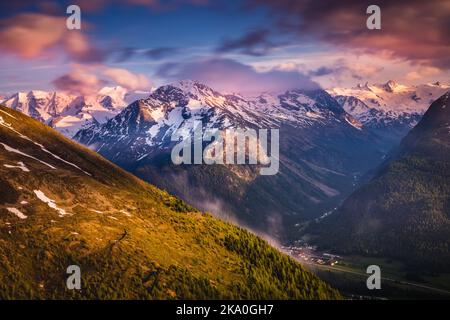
[52,65,152,94]
[0,13,105,62]
[404,66,441,81]
[252,0,450,69]
[52,68,106,95]
[102,67,152,90]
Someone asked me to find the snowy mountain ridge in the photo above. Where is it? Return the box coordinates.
[0,86,150,138]
[326,80,449,132]
[328,81,448,115]
[3,80,447,142]
[74,80,363,163]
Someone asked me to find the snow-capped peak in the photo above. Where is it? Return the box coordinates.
[328,80,450,129]
[171,79,202,91]
[75,80,362,163]
[356,82,371,91]
[429,81,450,89]
[382,80,399,92]
[166,80,222,100]
[0,86,151,138]
[328,80,449,114]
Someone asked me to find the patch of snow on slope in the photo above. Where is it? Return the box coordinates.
[0,143,56,169]
[120,209,132,217]
[0,116,90,175]
[0,116,36,140]
[7,207,27,219]
[305,111,323,119]
[35,143,91,176]
[34,190,67,216]
[4,161,30,172]
[0,109,17,119]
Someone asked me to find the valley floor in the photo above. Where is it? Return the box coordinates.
[283,245,450,299]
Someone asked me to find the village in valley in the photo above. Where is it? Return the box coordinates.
[282,242,341,267]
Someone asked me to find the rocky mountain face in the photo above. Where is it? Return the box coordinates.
[328,81,449,148]
[0,87,149,138]
[74,81,389,237]
[307,92,450,272]
[0,105,341,299]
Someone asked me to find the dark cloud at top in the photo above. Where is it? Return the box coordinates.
[0,0,103,14]
[251,0,450,69]
[308,67,335,77]
[114,47,136,63]
[69,46,108,64]
[216,29,276,56]
[157,58,320,95]
[0,0,208,14]
[144,47,180,60]
[308,59,384,81]
[112,46,180,62]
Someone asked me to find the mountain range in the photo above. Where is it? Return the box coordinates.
[0,86,150,138]
[72,81,381,236]
[0,105,340,299]
[71,80,448,238]
[328,81,449,147]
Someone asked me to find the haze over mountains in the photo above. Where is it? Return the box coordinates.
[308,92,450,272]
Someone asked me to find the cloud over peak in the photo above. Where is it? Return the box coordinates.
[102,67,152,91]
[157,58,319,95]
[52,66,152,95]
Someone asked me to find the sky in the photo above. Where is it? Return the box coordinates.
[0,0,449,95]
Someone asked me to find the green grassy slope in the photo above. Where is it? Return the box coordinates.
[0,106,340,299]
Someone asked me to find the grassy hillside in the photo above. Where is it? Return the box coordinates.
[308,93,450,272]
[0,105,340,299]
